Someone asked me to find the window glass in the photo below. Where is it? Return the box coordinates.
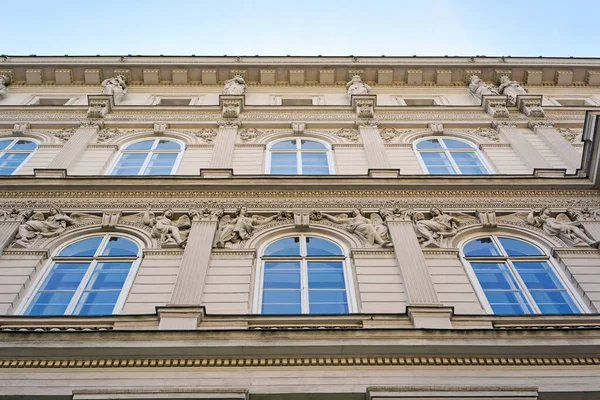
[463,236,580,315]
[59,237,103,257]
[111,139,182,176]
[269,138,332,175]
[264,237,301,256]
[0,139,38,175]
[415,137,490,175]
[260,236,350,314]
[25,235,140,316]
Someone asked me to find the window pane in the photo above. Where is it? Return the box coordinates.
[301,140,326,149]
[75,291,121,315]
[498,237,543,256]
[143,153,178,175]
[270,166,298,175]
[111,153,147,175]
[271,140,297,149]
[416,139,442,149]
[154,140,181,150]
[39,263,89,290]
[463,237,502,257]
[0,140,11,150]
[427,166,456,174]
[263,272,301,290]
[86,262,131,290]
[309,303,348,314]
[443,139,473,149]
[125,140,154,150]
[513,262,561,289]
[531,290,579,314]
[59,237,103,257]
[264,238,301,256]
[306,237,343,256]
[10,140,37,151]
[262,290,301,304]
[490,303,529,315]
[262,304,301,314]
[420,152,456,174]
[308,270,345,289]
[0,153,29,174]
[309,290,347,303]
[301,152,328,167]
[271,152,297,165]
[102,237,139,256]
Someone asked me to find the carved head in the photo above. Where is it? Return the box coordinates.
[352,208,363,217]
[470,75,481,84]
[350,74,362,84]
[163,209,174,218]
[430,207,442,217]
[413,212,425,222]
[541,207,552,216]
[49,206,61,215]
[237,206,247,216]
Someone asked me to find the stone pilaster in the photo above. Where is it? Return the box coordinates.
[384,215,440,305]
[497,126,551,171]
[209,122,239,169]
[168,210,221,305]
[534,125,582,171]
[357,123,391,169]
[46,124,99,170]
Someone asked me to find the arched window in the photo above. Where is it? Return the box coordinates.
[414,137,491,175]
[109,138,183,175]
[23,234,141,316]
[267,138,333,175]
[0,138,37,175]
[461,235,583,314]
[256,235,353,314]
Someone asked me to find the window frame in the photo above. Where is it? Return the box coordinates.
[460,234,588,315]
[265,137,335,175]
[253,233,357,314]
[106,137,185,176]
[16,233,143,316]
[0,137,38,175]
[413,136,493,175]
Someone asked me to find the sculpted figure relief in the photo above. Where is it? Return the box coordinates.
[315,208,391,247]
[222,75,247,95]
[143,208,191,248]
[468,75,499,99]
[101,75,128,102]
[346,75,371,96]
[215,207,289,247]
[413,207,461,247]
[14,207,74,247]
[528,207,599,248]
[498,75,528,104]
[0,74,9,99]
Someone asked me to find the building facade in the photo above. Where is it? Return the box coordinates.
[1,56,600,399]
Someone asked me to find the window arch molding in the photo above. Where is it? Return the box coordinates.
[110,131,193,147]
[106,136,185,176]
[244,223,363,250]
[457,230,589,315]
[265,137,335,175]
[254,130,345,145]
[41,224,157,256]
[15,231,145,316]
[450,223,567,250]
[0,137,39,175]
[403,131,491,146]
[252,231,358,315]
[413,136,493,175]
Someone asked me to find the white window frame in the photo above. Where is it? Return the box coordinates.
[0,137,38,175]
[16,233,143,316]
[460,234,589,315]
[265,137,335,175]
[414,136,493,175]
[253,233,357,314]
[106,137,185,176]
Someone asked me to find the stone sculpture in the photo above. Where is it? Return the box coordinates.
[346,75,371,96]
[412,207,461,247]
[316,208,392,247]
[498,75,528,104]
[143,208,191,248]
[14,206,74,247]
[222,75,247,95]
[468,75,499,99]
[101,75,128,103]
[527,207,599,248]
[215,207,287,247]
[0,74,9,99]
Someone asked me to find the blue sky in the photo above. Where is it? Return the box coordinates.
[4,0,599,57]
